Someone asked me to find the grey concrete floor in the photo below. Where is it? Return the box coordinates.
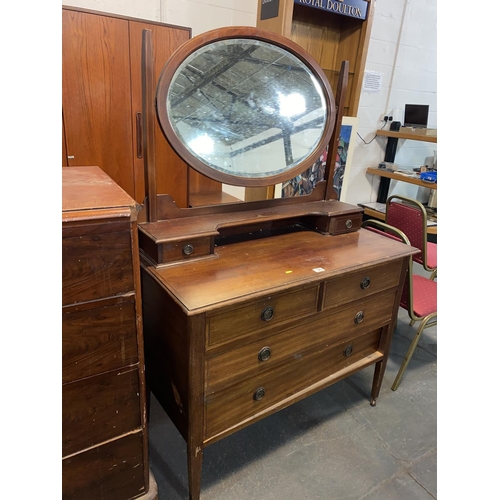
[147,267,437,500]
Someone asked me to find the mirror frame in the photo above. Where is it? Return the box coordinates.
[155,26,336,187]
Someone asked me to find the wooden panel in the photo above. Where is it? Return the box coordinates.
[62,166,137,213]
[62,229,134,306]
[291,5,341,72]
[62,432,145,500]
[323,260,402,309]
[189,167,223,202]
[140,268,190,437]
[62,300,138,383]
[62,367,142,456]
[62,113,68,166]
[207,285,320,347]
[129,21,191,206]
[205,329,381,438]
[62,9,135,196]
[206,291,395,394]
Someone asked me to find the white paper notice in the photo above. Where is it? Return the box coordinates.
[363,71,383,93]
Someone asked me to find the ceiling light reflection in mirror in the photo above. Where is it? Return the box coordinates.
[165,38,327,181]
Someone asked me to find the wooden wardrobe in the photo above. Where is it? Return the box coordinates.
[62,6,193,206]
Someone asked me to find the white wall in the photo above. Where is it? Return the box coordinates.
[344,0,437,205]
[62,0,257,35]
[62,0,436,203]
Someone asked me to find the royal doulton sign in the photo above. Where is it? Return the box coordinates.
[294,0,367,20]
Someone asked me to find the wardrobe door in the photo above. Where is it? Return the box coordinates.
[129,21,191,207]
[62,9,135,197]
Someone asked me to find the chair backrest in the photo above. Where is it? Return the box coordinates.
[385,195,428,261]
[361,220,413,314]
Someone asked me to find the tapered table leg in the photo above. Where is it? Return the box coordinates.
[187,441,203,500]
[370,358,388,406]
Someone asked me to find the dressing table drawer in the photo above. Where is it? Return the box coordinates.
[323,260,402,309]
[206,285,320,347]
[205,329,381,439]
[205,291,395,395]
[329,213,363,234]
[159,237,212,264]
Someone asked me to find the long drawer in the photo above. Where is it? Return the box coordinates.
[323,260,402,309]
[62,226,134,306]
[205,329,381,439]
[62,299,138,383]
[62,367,142,457]
[206,284,320,348]
[206,290,396,395]
[62,431,145,500]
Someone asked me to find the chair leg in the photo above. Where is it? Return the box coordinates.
[430,268,437,281]
[392,314,436,391]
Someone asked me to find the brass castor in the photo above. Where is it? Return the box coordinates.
[370,398,377,407]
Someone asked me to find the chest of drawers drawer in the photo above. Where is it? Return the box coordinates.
[205,328,381,439]
[206,290,396,395]
[206,284,320,348]
[62,299,138,383]
[323,260,402,309]
[62,367,142,457]
[62,224,134,306]
[62,432,145,500]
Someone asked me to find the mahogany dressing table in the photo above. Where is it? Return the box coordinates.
[137,26,418,500]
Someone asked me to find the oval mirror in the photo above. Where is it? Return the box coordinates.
[156,27,335,187]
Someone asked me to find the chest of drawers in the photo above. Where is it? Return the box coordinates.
[140,226,415,499]
[62,167,157,500]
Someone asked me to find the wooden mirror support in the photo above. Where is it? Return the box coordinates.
[138,26,417,500]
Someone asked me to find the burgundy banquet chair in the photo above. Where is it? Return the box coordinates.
[385,194,437,280]
[361,219,437,390]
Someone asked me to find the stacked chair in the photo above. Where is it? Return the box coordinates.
[361,219,437,390]
[385,194,437,280]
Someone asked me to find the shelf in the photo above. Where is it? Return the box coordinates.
[376,128,437,143]
[367,168,437,190]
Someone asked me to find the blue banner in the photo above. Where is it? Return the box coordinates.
[294,0,367,21]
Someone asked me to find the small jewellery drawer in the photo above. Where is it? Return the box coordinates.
[323,260,402,309]
[329,213,363,235]
[206,291,395,394]
[62,229,134,306]
[205,329,381,439]
[62,300,138,384]
[62,367,141,457]
[159,237,212,264]
[206,285,320,347]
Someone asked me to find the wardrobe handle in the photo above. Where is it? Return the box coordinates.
[136,112,143,159]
